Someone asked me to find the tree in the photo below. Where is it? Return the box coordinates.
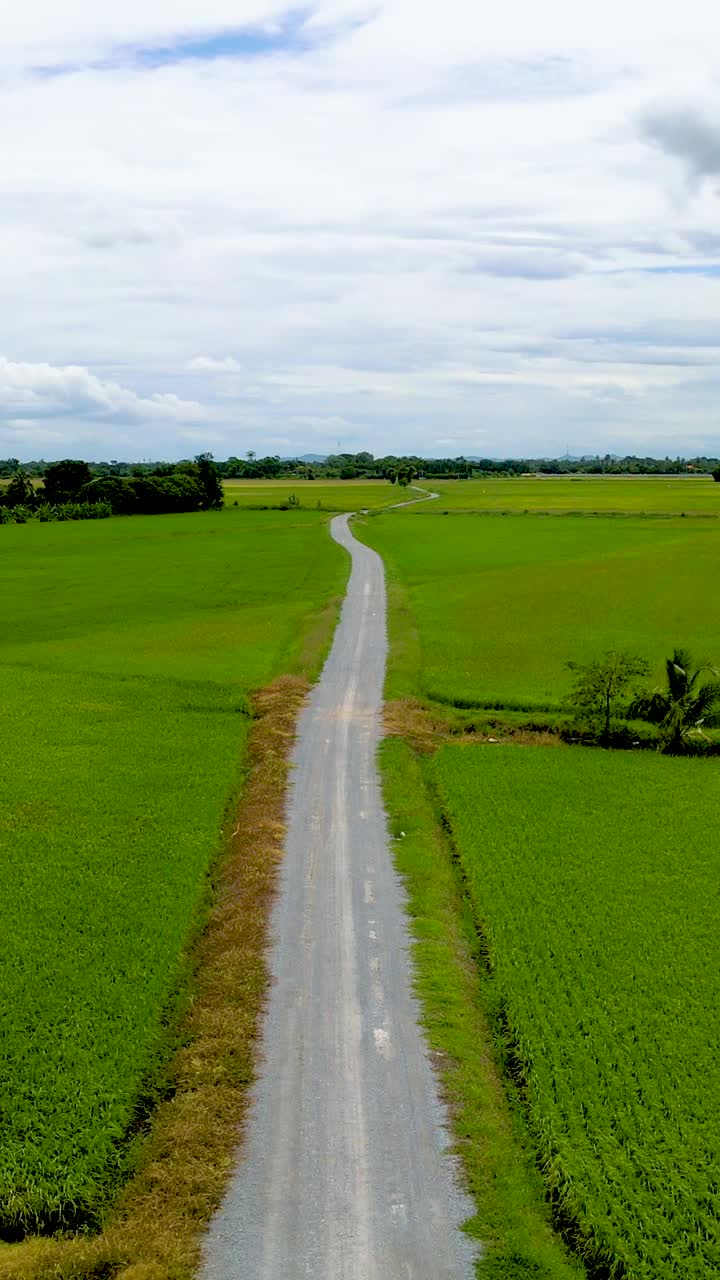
[713,467,720,483]
[565,651,649,745]
[194,452,224,510]
[630,648,720,754]
[42,459,92,504]
[3,469,36,509]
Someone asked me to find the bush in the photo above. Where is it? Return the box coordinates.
[79,476,136,514]
[53,502,112,521]
[132,475,204,513]
[1,502,112,527]
[80,474,204,515]
[8,505,32,524]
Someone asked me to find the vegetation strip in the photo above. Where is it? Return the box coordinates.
[0,676,309,1280]
[380,738,582,1279]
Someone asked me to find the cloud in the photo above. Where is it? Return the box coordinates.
[2,3,720,459]
[188,356,243,372]
[463,249,586,280]
[640,104,720,180]
[79,224,174,249]
[0,358,206,422]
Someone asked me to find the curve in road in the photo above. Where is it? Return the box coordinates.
[201,513,477,1279]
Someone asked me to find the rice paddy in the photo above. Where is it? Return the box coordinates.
[434,743,720,1279]
[425,474,720,515]
[0,509,346,1236]
[360,512,720,710]
[222,478,398,510]
[5,475,720,1279]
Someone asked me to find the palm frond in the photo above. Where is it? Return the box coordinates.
[688,681,720,724]
[667,649,691,701]
[628,690,669,723]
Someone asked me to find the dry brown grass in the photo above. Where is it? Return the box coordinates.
[383,697,564,753]
[383,697,448,750]
[0,676,308,1280]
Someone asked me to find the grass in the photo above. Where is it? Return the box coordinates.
[0,509,347,1239]
[434,743,720,1279]
[358,513,720,710]
[381,740,584,1280]
[424,475,720,515]
[223,478,398,510]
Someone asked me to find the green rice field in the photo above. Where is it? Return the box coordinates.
[360,513,720,709]
[0,509,346,1235]
[223,477,398,510]
[426,475,720,515]
[434,743,720,1279]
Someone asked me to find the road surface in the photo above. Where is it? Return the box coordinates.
[201,513,477,1279]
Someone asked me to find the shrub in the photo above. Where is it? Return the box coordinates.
[2,502,111,527]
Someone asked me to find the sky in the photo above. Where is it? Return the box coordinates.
[2,2,720,461]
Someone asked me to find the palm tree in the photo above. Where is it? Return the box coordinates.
[630,648,720,754]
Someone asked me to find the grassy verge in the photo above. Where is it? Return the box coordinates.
[380,738,584,1279]
[0,676,309,1280]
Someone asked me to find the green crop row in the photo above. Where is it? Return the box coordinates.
[0,509,347,1234]
[434,743,720,1278]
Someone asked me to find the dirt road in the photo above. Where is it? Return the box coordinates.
[201,514,476,1279]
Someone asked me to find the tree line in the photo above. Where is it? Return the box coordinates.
[3,451,720,483]
[0,455,224,522]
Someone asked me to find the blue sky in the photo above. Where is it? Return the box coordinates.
[133,12,314,65]
[35,10,318,77]
[2,0,720,460]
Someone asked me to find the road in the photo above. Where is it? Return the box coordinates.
[201,513,477,1280]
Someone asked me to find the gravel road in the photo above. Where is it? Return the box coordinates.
[201,514,477,1279]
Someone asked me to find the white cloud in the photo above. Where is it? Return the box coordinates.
[1,2,720,458]
[188,356,243,372]
[0,358,205,421]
